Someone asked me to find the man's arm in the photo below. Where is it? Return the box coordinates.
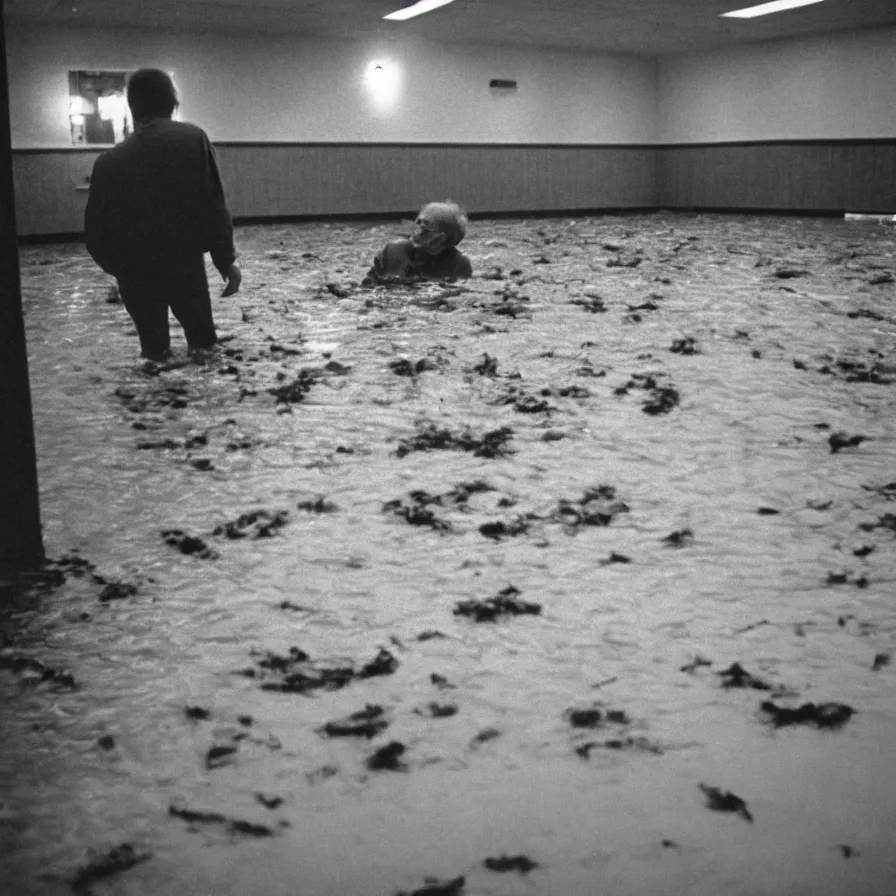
[197,133,236,277]
[84,155,124,276]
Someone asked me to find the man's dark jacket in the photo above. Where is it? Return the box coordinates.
[85,118,235,278]
[365,239,472,283]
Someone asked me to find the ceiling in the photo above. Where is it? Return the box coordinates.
[5,0,896,56]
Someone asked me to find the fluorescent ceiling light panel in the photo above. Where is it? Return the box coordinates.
[384,0,455,22]
[722,0,824,18]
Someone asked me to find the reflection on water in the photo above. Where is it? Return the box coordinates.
[2,214,896,895]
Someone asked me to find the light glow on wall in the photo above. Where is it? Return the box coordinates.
[363,59,402,113]
[721,0,824,18]
[384,0,454,22]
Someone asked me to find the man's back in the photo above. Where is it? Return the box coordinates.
[86,118,232,274]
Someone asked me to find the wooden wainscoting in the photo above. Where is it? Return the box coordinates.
[213,143,658,218]
[13,143,656,237]
[12,149,102,237]
[657,140,896,213]
[14,140,896,238]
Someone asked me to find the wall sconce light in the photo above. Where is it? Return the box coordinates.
[364,58,401,112]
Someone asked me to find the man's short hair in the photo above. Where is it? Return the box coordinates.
[127,69,179,121]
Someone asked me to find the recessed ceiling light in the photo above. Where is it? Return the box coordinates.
[722,0,824,19]
[384,0,455,22]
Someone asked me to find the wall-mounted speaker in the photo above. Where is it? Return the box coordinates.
[489,79,517,89]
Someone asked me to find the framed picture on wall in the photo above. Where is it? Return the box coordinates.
[69,70,135,145]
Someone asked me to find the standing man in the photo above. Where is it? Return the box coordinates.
[85,68,241,361]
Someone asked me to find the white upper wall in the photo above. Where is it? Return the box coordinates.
[5,24,658,148]
[657,26,896,143]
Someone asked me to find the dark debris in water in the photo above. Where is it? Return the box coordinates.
[760,700,854,729]
[367,741,407,772]
[296,496,339,513]
[395,424,514,459]
[98,581,138,602]
[212,509,290,539]
[483,854,539,873]
[680,655,712,673]
[717,662,772,691]
[670,336,699,354]
[383,495,454,533]
[390,357,436,377]
[321,704,389,738]
[414,702,458,718]
[566,706,630,729]
[169,803,276,837]
[698,784,753,822]
[205,744,238,769]
[267,369,318,404]
[663,528,694,547]
[0,654,78,689]
[396,876,465,896]
[472,353,499,375]
[828,431,868,453]
[614,372,680,414]
[576,736,664,757]
[454,585,541,622]
[549,485,629,532]
[478,517,530,540]
[70,843,151,893]
[240,647,398,694]
[161,529,218,559]
[858,513,896,536]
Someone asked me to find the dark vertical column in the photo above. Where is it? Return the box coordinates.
[0,0,44,576]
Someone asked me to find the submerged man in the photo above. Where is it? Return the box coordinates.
[85,68,241,360]
[364,200,473,284]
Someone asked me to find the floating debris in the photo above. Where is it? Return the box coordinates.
[98,581,138,602]
[454,585,541,622]
[169,803,275,837]
[550,485,629,531]
[698,784,753,822]
[71,843,151,893]
[414,702,458,718]
[241,647,397,694]
[566,706,629,729]
[680,655,712,673]
[663,528,694,547]
[670,337,699,355]
[576,736,663,757]
[390,358,434,377]
[483,854,539,873]
[829,432,868,453]
[296,496,338,513]
[760,701,854,729]
[205,744,238,769]
[367,741,407,772]
[212,509,289,539]
[600,552,631,565]
[478,517,530,539]
[872,653,891,671]
[0,654,77,689]
[396,875,465,896]
[717,662,772,691]
[473,353,499,375]
[267,369,318,404]
[160,530,218,559]
[321,705,389,739]
[395,424,514,459]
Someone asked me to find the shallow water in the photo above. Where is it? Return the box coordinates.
[2,213,896,896]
